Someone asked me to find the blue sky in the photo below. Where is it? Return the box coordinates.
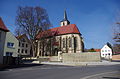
[0,0,120,49]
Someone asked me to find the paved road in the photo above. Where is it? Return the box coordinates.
[0,64,120,79]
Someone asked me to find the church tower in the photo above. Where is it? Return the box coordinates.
[60,10,70,26]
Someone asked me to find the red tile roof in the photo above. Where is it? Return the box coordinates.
[0,17,9,32]
[16,34,31,43]
[16,34,26,39]
[36,24,80,39]
[94,49,101,52]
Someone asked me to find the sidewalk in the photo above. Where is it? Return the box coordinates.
[41,61,120,66]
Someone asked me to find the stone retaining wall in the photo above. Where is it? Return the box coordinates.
[62,52,101,62]
[112,55,120,60]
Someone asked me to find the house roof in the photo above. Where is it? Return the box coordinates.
[0,17,9,32]
[16,34,31,43]
[16,34,26,39]
[36,24,80,39]
[94,49,101,52]
[106,42,112,49]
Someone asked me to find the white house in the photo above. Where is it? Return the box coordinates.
[101,43,113,59]
[0,17,9,64]
[3,32,19,57]
[16,34,32,57]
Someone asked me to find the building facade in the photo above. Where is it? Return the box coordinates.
[0,17,9,64]
[17,34,32,57]
[36,11,84,57]
[101,43,113,59]
[3,32,19,57]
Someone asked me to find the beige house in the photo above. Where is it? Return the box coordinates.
[0,17,9,64]
[17,34,32,57]
[36,11,84,57]
[3,32,19,57]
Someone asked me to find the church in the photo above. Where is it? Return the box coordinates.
[35,10,84,56]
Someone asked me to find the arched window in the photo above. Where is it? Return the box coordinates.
[60,37,62,49]
[74,37,77,48]
[69,37,72,47]
[63,38,65,48]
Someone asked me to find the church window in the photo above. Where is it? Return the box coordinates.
[63,38,65,48]
[69,37,72,47]
[60,37,62,49]
[74,37,77,48]
[40,42,41,49]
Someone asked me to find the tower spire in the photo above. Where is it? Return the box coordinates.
[60,9,70,26]
[64,9,67,20]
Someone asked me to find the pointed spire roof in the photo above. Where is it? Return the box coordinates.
[0,17,9,32]
[61,9,70,22]
[64,10,68,20]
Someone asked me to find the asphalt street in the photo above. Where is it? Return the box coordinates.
[0,64,120,79]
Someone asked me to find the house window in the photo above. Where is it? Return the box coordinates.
[19,42,20,47]
[105,50,107,52]
[103,54,104,56]
[102,50,104,52]
[7,42,14,48]
[6,52,13,56]
[25,50,27,53]
[22,43,24,47]
[18,49,20,53]
[108,53,110,55]
[22,38,26,42]
[26,44,28,47]
[21,49,24,53]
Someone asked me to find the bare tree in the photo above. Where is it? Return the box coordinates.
[15,6,52,57]
[113,16,120,54]
[35,29,58,57]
